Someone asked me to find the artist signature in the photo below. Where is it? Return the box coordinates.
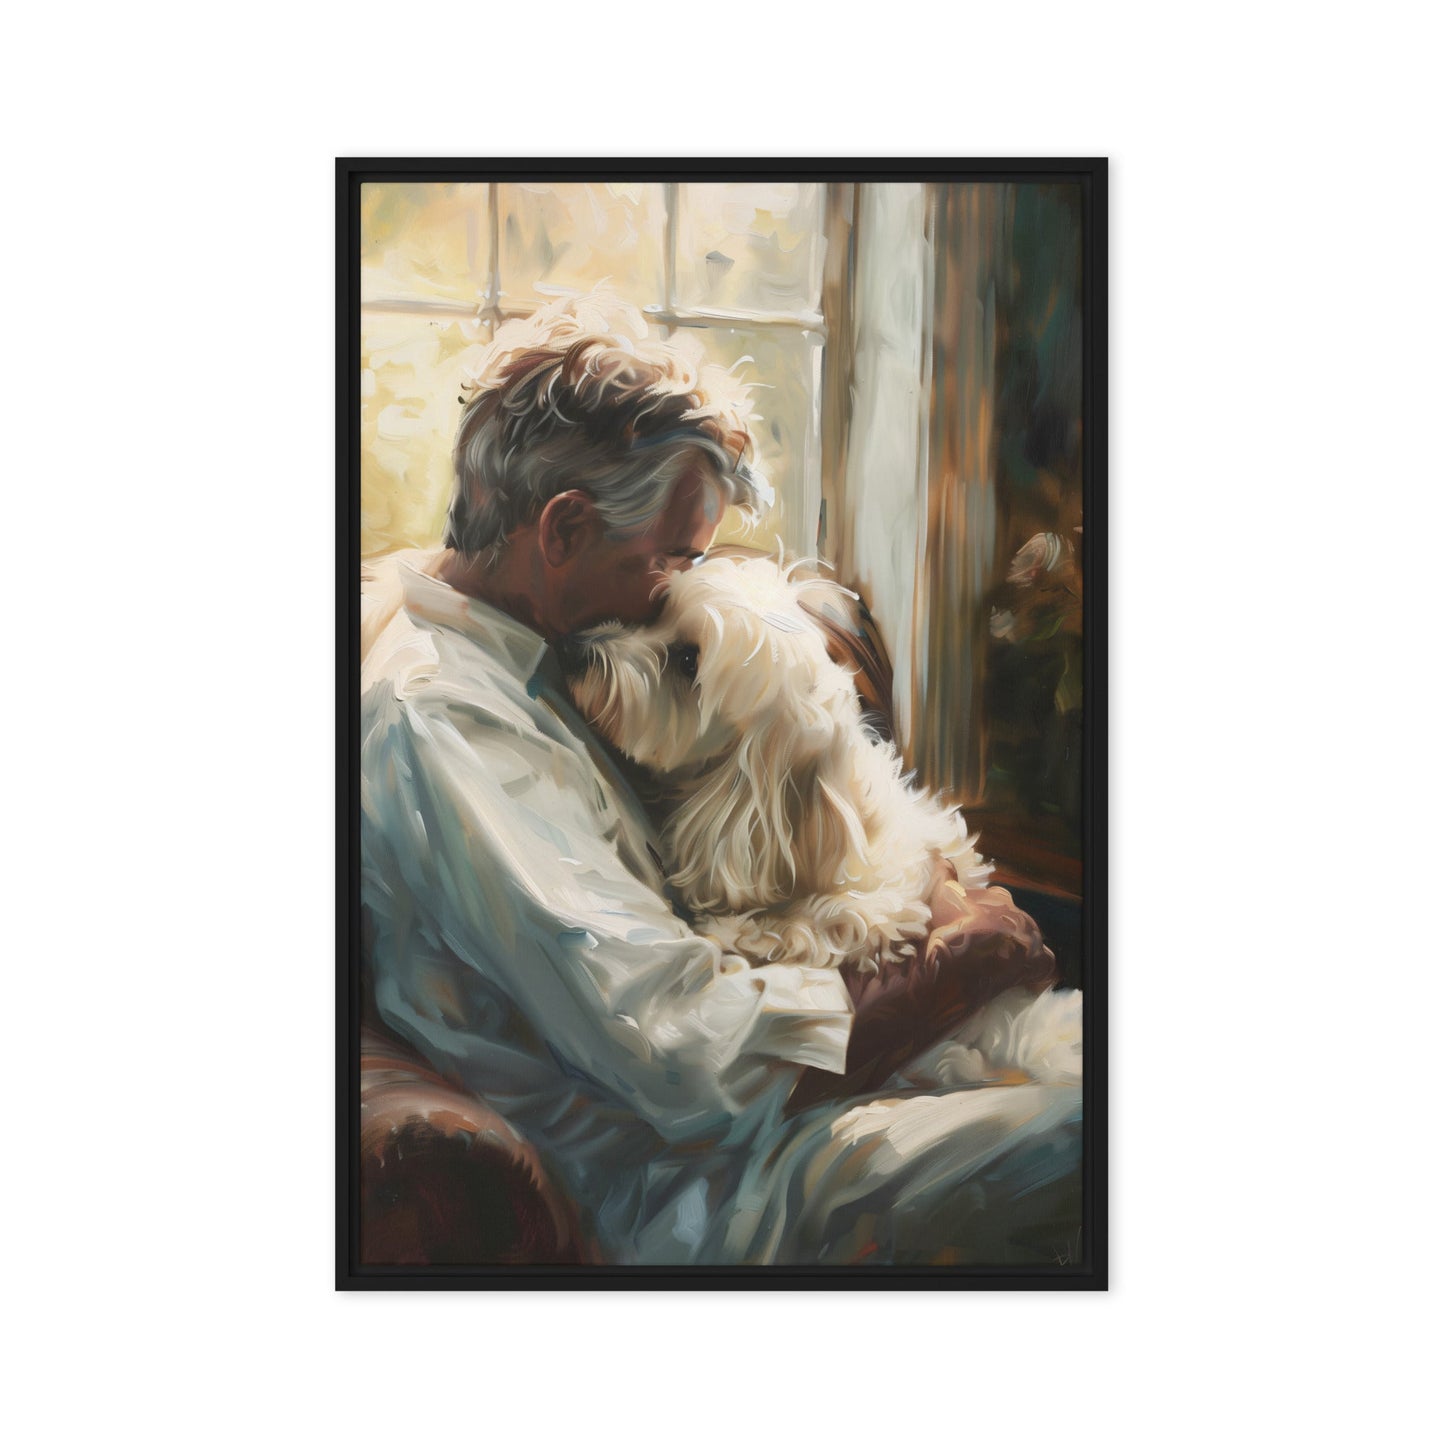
[1053,1227,1085,1267]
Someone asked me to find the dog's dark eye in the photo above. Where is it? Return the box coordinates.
[667,642,699,682]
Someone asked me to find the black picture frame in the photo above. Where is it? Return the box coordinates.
[337,157,1107,1290]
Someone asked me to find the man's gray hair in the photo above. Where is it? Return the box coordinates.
[446,293,771,565]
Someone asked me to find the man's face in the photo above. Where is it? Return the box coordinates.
[564,467,723,630]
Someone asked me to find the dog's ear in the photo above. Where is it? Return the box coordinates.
[664,711,871,915]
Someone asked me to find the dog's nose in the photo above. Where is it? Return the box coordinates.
[553,637,591,675]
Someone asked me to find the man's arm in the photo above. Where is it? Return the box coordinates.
[362,688,854,1144]
[784,866,1059,1115]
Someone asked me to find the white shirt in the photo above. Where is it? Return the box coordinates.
[361,552,853,1253]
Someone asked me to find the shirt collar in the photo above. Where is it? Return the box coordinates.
[396,554,551,683]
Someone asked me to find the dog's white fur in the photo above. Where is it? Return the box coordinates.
[569,555,992,972]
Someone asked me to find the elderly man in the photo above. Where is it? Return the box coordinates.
[361,296,1082,1266]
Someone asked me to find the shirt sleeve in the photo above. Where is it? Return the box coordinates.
[361,684,853,1145]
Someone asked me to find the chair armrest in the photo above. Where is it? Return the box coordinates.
[359,1028,599,1266]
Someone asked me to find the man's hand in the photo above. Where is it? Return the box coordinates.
[785,868,1058,1115]
[925,855,969,932]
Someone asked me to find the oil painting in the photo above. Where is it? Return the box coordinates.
[339,160,1105,1286]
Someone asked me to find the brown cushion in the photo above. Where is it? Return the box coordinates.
[707,545,898,742]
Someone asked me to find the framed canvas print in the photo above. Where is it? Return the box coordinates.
[338,159,1106,1289]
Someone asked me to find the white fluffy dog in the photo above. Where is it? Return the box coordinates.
[568,554,993,973]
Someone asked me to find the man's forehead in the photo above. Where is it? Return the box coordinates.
[667,466,724,526]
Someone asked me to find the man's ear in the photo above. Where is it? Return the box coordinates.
[538,491,602,567]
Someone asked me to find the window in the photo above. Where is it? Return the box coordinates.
[360,181,835,560]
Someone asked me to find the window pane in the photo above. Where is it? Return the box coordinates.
[498,182,666,307]
[361,311,491,557]
[690,326,824,559]
[675,183,824,316]
[361,183,491,306]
